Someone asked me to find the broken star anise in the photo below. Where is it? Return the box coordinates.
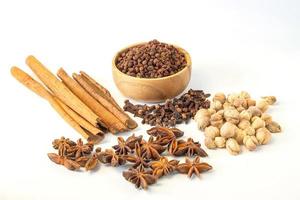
[168,138,208,157]
[123,168,157,190]
[112,137,132,155]
[177,156,212,178]
[98,149,126,167]
[150,157,179,178]
[85,153,99,171]
[48,153,80,171]
[124,143,151,170]
[147,126,184,139]
[184,138,208,157]
[67,139,94,160]
[140,136,166,160]
[125,134,143,149]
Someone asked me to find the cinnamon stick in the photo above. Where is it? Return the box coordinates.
[10,66,103,143]
[80,71,122,110]
[54,97,104,137]
[57,68,127,133]
[25,55,99,127]
[74,72,138,129]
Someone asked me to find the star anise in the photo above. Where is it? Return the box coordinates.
[123,168,157,190]
[168,139,188,156]
[48,153,80,171]
[85,153,99,171]
[124,143,151,170]
[98,149,126,167]
[52,137,76,156]
[140,136,166,160]
[184,138,208,157]
[112,137,132,155]
[150,157,179,178]
[177,156,212,178]
[125,134,143,149]
[147,126,184,138]
[153,135,174,146]
[147,127,184,146]
[169,127,184,138]
[168,138,208,157]
[75,156,90,167]
[67,139,94,160]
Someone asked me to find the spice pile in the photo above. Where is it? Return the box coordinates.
[116,40,187,78]
[124,89,210,127]
[48,127,212,189]
[11,56,137,143]
[194,91,282,155]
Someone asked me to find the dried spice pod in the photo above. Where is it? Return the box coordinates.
[124,143,151,170]
[168,139,187,156]
[150,157,179,178]
[67,139,94,160]
[48,153,64,165]
[168,138,207,157]
[85,154,99,171]
[125,134,143,149]
[123,168,157,190]
[48,153,80,171]
[52,137,76,156]
[140,136,166,160]
[63,159,81,171]
[177,156,212,178]
[75,156,90,167]
[112,137,133,155]
[98,149,126,167]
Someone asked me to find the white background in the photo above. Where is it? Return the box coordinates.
[0,0,300,199]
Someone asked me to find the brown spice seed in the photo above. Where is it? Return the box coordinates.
[116,40,187,79]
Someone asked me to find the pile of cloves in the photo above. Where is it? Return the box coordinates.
[194,91,282,155]
[48,127,212,190]
[123,89,210,127]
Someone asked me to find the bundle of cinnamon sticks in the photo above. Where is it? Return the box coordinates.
[11,56,137,143]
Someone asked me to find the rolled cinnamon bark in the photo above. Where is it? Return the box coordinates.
[57,68,127,133]
[10,66,103,143]
[25,56,99,127]
[74,72,138,129]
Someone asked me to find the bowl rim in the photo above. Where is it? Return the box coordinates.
[112,42,192,81]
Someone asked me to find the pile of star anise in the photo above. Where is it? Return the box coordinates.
[48,137,101,171]
[48,127,212,190]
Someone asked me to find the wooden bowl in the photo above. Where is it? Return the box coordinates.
[112,43,192,102]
